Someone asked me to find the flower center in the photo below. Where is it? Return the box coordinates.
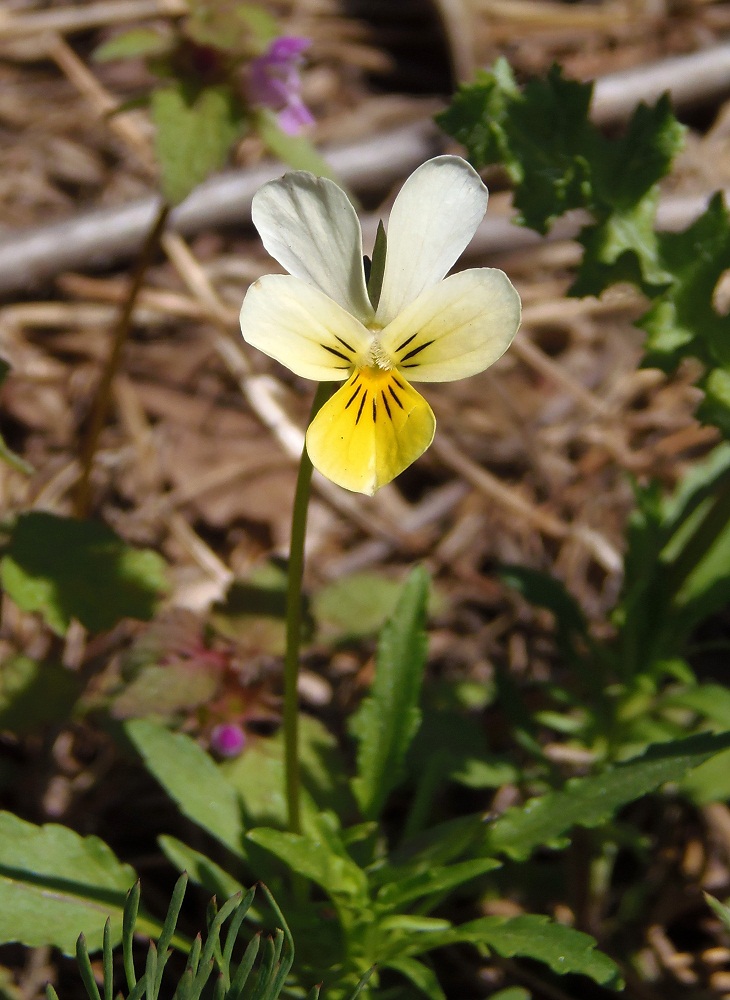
[367,335,393,371]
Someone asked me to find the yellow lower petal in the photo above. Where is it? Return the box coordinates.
[306,368,435,495]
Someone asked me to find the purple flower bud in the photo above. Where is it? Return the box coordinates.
[210,723,246,758]
[247,36,314,136]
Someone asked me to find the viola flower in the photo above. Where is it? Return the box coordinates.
[247,36,314,136]
[239,155,521,495]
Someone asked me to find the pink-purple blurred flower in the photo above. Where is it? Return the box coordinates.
[210,722,247,758]
[247,36,314,135]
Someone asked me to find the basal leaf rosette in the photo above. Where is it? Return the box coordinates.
[239,156,521,495]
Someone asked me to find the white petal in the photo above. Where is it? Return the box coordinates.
[240,274,371,381]
[379,269,521,382]
[252,171,374,323]
[374,156,489,326]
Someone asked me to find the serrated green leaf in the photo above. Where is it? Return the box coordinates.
[481,731,730,861]
[0,513,167,636]
[459,915,622,987]
[125,719,245,855]
[0,812,136,955]
[594,95,685,206]
[254,111,334,177]
[438,61,685,296]
[571,190,672,297]
[640,194,730,373]
[507,68,595,234]
[93,28,172,62]
[350,567,430,820]
[0,656,78,733]
[440,63,595,234]
[152,83,245,205]
[435,58,520,174]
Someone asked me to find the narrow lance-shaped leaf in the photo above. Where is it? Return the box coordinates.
[246,824,367,902]
[350,566,430,820]
[705,893,730,934]
[125,719,246,856]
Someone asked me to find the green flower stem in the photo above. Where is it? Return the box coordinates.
[283,382,333,835]
[74,201,171,519]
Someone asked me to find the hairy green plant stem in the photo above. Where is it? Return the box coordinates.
[74,202,171,519]
[284,383,333,834]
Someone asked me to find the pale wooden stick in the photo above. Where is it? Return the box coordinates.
[0,0,186,38]
[4,32,730,294]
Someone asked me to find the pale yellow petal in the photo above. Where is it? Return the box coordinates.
[306,369,435,495]
[240,274,371,381]
[379,268,521,383]
[374,156,488,326]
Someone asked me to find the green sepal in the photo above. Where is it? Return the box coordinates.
[367,220,387,311]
